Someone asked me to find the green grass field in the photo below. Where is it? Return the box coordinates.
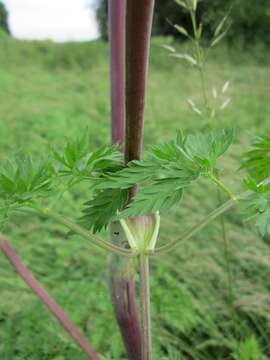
[0,31,270,359]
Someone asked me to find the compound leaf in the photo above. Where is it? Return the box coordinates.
[241,135,270,182]
[80,188,128,233]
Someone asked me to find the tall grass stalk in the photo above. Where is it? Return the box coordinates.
[189,10,238,343]
[189,8,238,348]
[173,2,238,352]
[194,7,238,350]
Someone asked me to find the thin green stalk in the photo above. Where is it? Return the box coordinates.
[190,9,210,117]
[32,206,136,257]
[139,255,151,360]
[154,198,237,255]
[217,188,243,357]
[48,178,75,209]
[217,189,237,331]
[155,180,270,255]
[209,174,237,200]
[189,4,237,349]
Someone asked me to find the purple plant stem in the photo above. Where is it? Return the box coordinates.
[109,0,125,145]
[0,238,100,360]
[108,1,142,359]
[109,225,142,360]
[125,2,155,359]
[125,0,155,162]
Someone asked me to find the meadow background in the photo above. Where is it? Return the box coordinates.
[0,13,270,359]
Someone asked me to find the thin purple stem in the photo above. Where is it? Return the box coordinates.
[0,238,100,360]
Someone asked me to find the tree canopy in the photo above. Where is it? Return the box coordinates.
[96,0,270,46]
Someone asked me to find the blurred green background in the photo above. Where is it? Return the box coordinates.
[1,1,270,359]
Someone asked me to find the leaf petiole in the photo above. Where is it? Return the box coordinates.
[31,205,137,257]
[152,185,258,256]
[208,173,237,200]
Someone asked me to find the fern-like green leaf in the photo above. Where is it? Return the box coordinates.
[120,179,184,217]
[80,189,128,233]
[53,134,122,178]
[241,135,270,182]
[82,128,233,229]
[0,155,53,228]
[242,178,270,237]
[0,156,52,203]
[97,160,160,190]
[183,127,234,172]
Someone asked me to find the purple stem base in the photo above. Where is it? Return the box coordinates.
[109,223,142,360]
[110,273,142,360]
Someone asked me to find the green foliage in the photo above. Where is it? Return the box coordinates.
[96,0,270,45]
[81,149,196,227]
[152,273,199,333]
[1,37,270,359]
[241,135,270,182]
[0,1,10,35]
[242,179,270,237]
[246,195,270,237]
[0,135,122,229]
[0,156,52,203]
[95,0,108,41]
[120,128,234,217]
[0,156,53,226]
[97,160,159,190]
[83,128,233,224]
[241,136,270,237]
[181,128,234,173]
[233,336,262,360]
[121,180,184,217]
[53,134,121,180]
[80,189,128,233]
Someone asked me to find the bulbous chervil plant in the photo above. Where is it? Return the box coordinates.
[1,1,270,359]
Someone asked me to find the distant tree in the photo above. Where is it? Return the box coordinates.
[96,0,270,45]
[95,0,233,40]
[96,0,108,40]
[0,1,10,35]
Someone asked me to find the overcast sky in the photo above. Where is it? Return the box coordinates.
[4,0,100,42]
